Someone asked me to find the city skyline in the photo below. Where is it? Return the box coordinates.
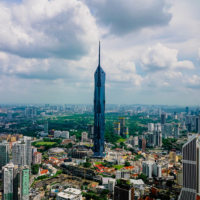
[0,0,199,105]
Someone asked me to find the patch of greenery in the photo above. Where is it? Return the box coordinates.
[113,165,124,170]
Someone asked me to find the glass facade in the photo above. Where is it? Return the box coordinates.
[93,42,106,157]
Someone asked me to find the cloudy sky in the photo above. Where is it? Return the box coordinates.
[0,0,199,105]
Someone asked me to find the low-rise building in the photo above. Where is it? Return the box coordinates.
[57,188,82,200]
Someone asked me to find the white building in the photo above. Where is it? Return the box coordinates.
[148,123,154,132]
[108,178,116,192]
[142,162,154,179]
[153,163,162,178]
[54,131,69,139]
[57,188,82,200]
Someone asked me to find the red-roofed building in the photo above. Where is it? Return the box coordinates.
[39,168,49,176]
[123,166,134,172]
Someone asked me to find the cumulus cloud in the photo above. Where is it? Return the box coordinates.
[141,43,195,71]
[0,0,98,59]
[83,0,172,36]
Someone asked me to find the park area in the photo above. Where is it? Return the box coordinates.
[34,141,56,146]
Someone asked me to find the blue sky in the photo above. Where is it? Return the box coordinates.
[0,0,199,105]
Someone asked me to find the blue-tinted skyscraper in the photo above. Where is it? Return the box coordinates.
[93,42,106,157]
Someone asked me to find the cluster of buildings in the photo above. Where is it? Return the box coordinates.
[113,117,129,138]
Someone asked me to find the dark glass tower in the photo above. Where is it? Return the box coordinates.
[93,42,106,157]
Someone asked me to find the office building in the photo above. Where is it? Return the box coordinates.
[114,179,134,200]
[12,143,27,167]
[44,122,48,134]
[0,143,10,169]
[139,138,146,153]
[57,188,82,200]
[148,123,154,132]
[174,124,179,139]
[116,170,130,180]
[162,123,172,138]
[20,165,29,200]
[88,125,94,139]
[93,42,106,157]
[142,162,154,179]
[148,133,156,147]
[152,163,162,178]
[186,106,189,114]
[24,136,32,169]
[114,122,120,135]
[178,134,200,200]
[123,126,129,138]
[161,113,166,125]
[2,163,19,200]
[33,152,42,165]
[155,131,162,147]
[154,123,161,131]
[119,117,125,137]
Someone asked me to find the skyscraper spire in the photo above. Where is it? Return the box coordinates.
[99,41,100,66]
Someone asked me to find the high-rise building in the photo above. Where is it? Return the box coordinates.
[114,122,120,135]
[2,163,19,200]
[24,136,32,169]
[174,124,179,139]
[142,161,154,179]
[93,42,106,157]
[0,143,10,169]
[12,143,27,167]
[44,122,48,134]
[155,131,162,147]
[186,106,189,114]
[148,133,156,147]
[178,134,200,200]
[119,117,125,137]
[88,125,94,139]
[153,163,162,178]
[139,138,146,153]
[32,147,37,161]
[161,113,166,125]
[114,179,134,200]
[187,123,192,132]
[148,123,154,132]
[20,165,29,200]
[25,108,33,118]
[123,126,129,138]
[162,123,172,137]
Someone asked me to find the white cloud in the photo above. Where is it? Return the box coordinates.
[0,0,98,59]
[141,43,195,71]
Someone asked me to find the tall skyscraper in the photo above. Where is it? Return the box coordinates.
[161,113,166,125]
[198,115,200,135]
[24,136,32,170]
[2,163,19,200]
[186,106,189,114]
[20,165,29,200]
[88,125,94,139]
[178,134,200,200]
[12,143,27,167]
[44,122,48,134]
[174,124,179,139]
[0,143,10,169]
[93,42,106,157]
[119,117,125,137]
